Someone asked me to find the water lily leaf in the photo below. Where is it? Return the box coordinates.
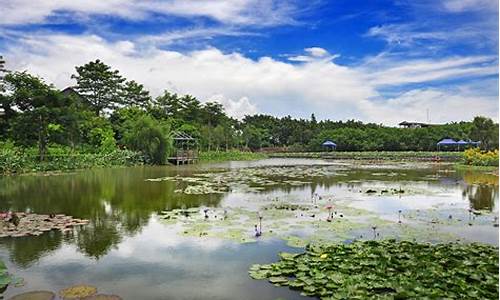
[59,285,97,299]
[9,291,56,300]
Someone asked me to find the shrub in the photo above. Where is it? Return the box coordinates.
[463,148,499,166]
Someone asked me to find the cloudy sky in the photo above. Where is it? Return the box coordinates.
[0,0,498,124]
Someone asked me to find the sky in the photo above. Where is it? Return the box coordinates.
[0,0,498,124]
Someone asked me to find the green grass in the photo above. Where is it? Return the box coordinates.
[454,163,498,172]
[269,151,463,161]
[199,150,268,162]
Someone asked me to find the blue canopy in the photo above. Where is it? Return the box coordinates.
[322,140,337,147]
[437,138,457,145]
[456,140,469,145]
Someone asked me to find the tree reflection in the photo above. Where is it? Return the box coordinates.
[0,166,225,265]
[0,230,62,268]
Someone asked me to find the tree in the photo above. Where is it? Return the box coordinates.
[0,55,11,137]
[470,116,498,150]
[123,115,173,164]
[4,72,70,160]
[121,80,151,109]
[71,60,125,115]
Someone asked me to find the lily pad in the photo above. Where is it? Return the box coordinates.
[249,240,499,299]
[9,291,56,300]
[59,285,97,299]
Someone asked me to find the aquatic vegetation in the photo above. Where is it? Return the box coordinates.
[8,291,56,300]
[146,165,343,194]
[0,213,89,238]
[8,287,122,300]
[0,148,143,175]
[0,259,24,296]
[59,284,98,299]
[269,151,463,161]
[249,240,499,299]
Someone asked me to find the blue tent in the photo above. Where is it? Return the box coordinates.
[322,140,337,150]
[437,138,457,145]
[437,138,457,151]
[456,140,469,150]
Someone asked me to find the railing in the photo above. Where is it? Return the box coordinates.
[173,149,198,159]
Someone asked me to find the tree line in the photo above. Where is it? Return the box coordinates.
[0,57,498,164]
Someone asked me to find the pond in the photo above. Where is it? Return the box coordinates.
[0,158,498,299]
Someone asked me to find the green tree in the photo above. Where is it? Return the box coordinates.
[121,80,151,108]
[71,59,125,115]
[123,115,173,164]
[470,116,499,150]
[4,72,70,160]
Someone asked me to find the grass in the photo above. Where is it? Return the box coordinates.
[269,151,463,161]
[454,163,498,172]
[199,150,268,162]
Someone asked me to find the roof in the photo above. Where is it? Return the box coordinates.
[322,140,337,146]
[398,121,433,127]
[172,131,195,141]
[437,138,457,145]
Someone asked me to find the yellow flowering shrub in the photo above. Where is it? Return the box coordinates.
[463,148,499,166]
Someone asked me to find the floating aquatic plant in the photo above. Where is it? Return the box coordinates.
[249,240,499,299]
[0,213,89,238]
[59,284,97,299]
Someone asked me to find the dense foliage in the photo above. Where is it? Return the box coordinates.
[249,240,499,299]
[0,144,142,174]
[0,58,498,169]
[463,148,499,166]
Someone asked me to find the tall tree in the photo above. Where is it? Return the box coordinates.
[71,60,125,115]
[121,80,151,108]
[4,72,69,160]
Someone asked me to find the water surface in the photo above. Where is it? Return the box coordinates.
[0,159,497,299]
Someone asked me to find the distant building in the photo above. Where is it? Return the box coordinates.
[61,87,81,98]
[398,121,433,128]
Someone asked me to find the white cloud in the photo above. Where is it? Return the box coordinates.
[138,27,260,46]
[441,0,498,12]
[359,88,499,125]
[361,55,498,86]
[208,94,258,119]
[304,47,328,57]
[288,47,339,62]
[0,0,300,26]
[2,33,498,124]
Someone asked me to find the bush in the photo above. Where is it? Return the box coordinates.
[0,145,143,175]
[463,148,499,166]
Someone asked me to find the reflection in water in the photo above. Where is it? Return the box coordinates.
[0,160,497,299]
[0,231,62,268]
[0,166,224,264]
[460,171,499,211]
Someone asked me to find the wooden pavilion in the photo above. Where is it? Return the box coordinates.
[168,131,198,165]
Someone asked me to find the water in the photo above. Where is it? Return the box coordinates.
[0,159,497,299]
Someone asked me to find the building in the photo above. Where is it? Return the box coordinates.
[398,121,433,128]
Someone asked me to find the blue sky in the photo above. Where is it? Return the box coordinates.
[0,0,498,124]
